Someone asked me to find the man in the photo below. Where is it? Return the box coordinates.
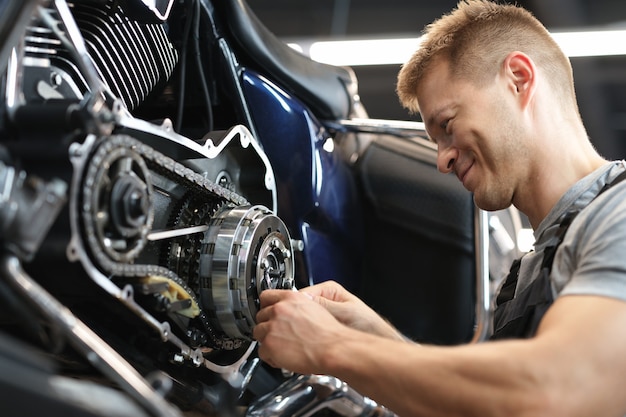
[253,1,626,415]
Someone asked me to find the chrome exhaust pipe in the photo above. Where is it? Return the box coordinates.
[247,374,397,417]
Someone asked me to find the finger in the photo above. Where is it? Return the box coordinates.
[255,301,277,323]
[302,291,331,309]
[252,321,267,341]
[299,280,345,300]
[258,289,292,307]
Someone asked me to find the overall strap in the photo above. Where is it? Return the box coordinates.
[491,168,626,339]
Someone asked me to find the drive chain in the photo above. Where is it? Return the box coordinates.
[81,134,249,350]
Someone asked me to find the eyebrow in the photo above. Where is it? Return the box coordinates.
[425,106,451,130]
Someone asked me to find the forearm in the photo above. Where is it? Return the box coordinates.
[319,331,552,417]
[369,316,412,342]
[257,291,626,417]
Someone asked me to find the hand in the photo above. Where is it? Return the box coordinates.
[254,289,347,374]
[302,281,407,341]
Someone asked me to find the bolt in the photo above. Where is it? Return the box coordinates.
[291,239,305,252]
[110,175,150,235]
[260,258,270,270]
[50,72,62,87]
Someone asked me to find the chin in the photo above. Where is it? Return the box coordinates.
[473,194,511,212]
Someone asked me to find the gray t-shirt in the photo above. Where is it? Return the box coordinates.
[513,161,626,302]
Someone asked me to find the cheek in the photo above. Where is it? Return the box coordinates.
[476,120,522,169]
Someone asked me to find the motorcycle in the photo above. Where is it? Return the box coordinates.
[0,0,523,415]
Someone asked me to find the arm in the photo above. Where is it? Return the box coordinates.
[254,291,626,417]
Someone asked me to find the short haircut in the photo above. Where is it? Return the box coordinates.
[396,0,575,114]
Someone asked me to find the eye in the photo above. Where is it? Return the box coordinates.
[440,119,451,134]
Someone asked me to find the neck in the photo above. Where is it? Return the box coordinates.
[515,155,608,230]
[513,119,608,230]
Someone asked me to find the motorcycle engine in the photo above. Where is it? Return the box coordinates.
[19,0,177,111]
[1,0,294,374]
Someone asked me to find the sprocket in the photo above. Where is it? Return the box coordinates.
[166,193,226,293]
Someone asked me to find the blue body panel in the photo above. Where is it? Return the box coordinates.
[241,70,362,290]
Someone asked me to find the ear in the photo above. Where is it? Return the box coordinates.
[501,51,536,109]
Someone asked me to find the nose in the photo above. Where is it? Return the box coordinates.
[437,144,457,174]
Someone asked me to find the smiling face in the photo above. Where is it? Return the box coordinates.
[416,57,531,212]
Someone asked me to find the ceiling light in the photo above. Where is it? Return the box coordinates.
[289,28,626,66]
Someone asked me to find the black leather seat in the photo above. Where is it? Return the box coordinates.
[214,0,357,120]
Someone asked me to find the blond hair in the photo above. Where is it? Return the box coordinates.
[396,0,575,114]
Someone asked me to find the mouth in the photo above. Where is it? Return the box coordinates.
[456,162,474,187]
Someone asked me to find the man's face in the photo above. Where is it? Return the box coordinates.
[415,58,528,212]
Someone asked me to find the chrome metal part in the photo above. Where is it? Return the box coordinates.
[138,0,176,21]
[83,139,154,262]
[1,0,288,413]
[45,0,102,94]
[201,205,295,340]
[334,118,429,140]
[69,133,247,351]
[0,160,67,260]
[148,225,210,241]
[471,208,491,343]
[64,131,286,386]
[246,374,397,417]
[0,0,44,74]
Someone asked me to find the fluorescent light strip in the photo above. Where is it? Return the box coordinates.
[293,29,626,66]
[552,30,626,57]
[310,37,422,66]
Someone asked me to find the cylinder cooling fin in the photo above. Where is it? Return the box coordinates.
[71,0,178,110]
[21,1,179,110]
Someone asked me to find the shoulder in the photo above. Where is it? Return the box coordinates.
[565,177,626,256]
[553,179,626,299]
[576,177,626,232]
